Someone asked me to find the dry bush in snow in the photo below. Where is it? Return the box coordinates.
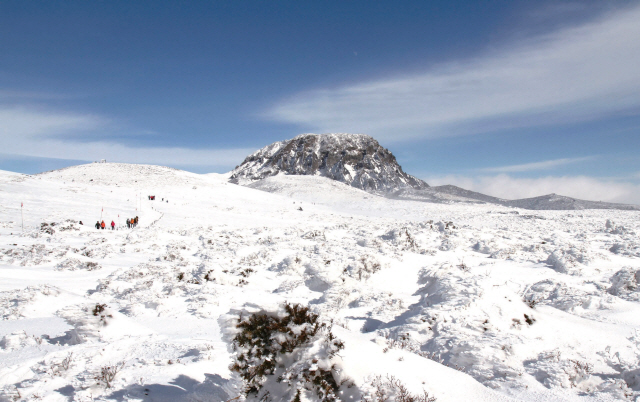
[360,375,436,402]
[95,362,125,388]
[229,303,348,402]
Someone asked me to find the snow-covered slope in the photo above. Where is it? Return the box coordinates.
[38,162,203,187]
[0,170,26,184]
[1,162,640,402]
[229,133,428,193]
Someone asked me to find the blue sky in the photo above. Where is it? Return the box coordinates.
[1,1,639,203]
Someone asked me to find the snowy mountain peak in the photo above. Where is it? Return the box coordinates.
[229,133,428,193]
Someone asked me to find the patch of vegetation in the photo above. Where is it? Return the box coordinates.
[230,303,346,402]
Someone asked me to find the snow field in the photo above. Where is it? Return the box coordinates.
[0,164,639,401]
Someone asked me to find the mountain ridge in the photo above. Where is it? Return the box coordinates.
[230,134,639,211]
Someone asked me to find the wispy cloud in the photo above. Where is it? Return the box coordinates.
[479,156,593,173]
[426,174,640,205]
[0,106,104,137]
[266,5,640,141]
[0,105,252,169]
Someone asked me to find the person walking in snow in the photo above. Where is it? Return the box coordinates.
[100,220,105,230]
[126,218,130,229]
[95,221,100,230]
[111,220,115,230]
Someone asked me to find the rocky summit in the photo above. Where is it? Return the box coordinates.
[229,133,428,193]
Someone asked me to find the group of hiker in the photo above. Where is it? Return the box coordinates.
[90,193,158,231]
[95,220,114,230]
[94,216,138,230]
[126,216,139,228]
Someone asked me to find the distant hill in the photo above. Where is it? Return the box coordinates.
[502,193,640,211]
[430,185,506,204]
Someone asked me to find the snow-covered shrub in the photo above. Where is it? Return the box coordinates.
[239,250,271,266]
[0,331,41,351]
[343,255,382,281]
[435,221,455,233]
[92,303,113,325]
[472,241,495,255]
[416,264,480,307]
[360,375,436,402]
[0,285,60,320]
[303,230,326,240]
[381,333,442,364]
[610,242,640,257]
[489,247,516,260]
[157,243,189,262]
[270,255,304,276]
[1,243,53,266]
[381,227,421,252]
[438,236,458,252]
[564,360,594,388]
[622,368,640,391]
[349,292,405,320]
[525,352,594,389]
[229,303,347,402]
[57,219,80,231]
[274,279,304,293]
[55,258,101,271]
[608,267,640,301]
[596,379,634,400]
[610,243,626,254]
[546,247,592,274]
[597,336,640,398]
[40,222,55,235]
[84,244,114,259]
[48,353,74,376]
[524,279,607,312]
[605,219,632,235]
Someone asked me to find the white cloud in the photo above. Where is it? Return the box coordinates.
[0,106,252,169]
[426,174,640,205]
[479,157,593,173]
[266,5,640,141]
[0,106,103,137]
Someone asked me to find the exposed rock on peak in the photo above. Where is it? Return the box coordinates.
[229,133,428,193]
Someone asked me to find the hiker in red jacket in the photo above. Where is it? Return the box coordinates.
[111,220,115,230]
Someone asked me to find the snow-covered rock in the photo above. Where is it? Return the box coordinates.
[229,133,428,193]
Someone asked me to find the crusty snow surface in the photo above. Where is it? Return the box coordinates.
[1,163,639,402]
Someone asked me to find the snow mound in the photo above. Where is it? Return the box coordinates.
[608,267,640,301]
[0,331,40,351]
[546,247,592,275]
